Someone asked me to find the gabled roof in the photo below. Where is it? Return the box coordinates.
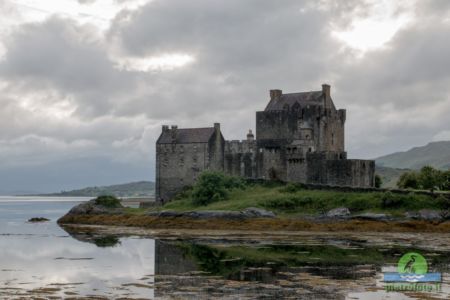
[157,127,215,144]
[264,91,326,111]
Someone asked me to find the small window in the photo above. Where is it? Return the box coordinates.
[308,148,312,153]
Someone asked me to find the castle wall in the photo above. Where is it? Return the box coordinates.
[208,124,225,171]
[306,152,375,187]
[156,142,208,202]
[224,140,257,178]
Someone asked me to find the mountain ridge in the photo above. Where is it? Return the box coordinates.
[34,181,155,197]
[376,141,450,170]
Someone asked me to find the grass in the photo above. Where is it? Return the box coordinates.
[162,185,446,216]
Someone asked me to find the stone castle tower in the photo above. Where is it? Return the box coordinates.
[156,84,375,202]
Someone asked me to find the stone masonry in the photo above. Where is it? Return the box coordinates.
[156,84,375,202]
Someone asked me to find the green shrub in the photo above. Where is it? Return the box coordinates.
[397,166,449,191]
[279,182,306,193]
[94,195,122,208]
[191,172,246,206]
[375,175,382,188]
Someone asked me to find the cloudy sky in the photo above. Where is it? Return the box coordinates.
[0,0,449,193]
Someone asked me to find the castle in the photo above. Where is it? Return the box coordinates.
[155,84,375,202]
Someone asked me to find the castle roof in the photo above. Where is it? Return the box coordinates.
[264,91,326,111]
[157,127,216,144]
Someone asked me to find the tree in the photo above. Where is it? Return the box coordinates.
[374,174,382,188]
[191,171,246,206]
[397,166,449,191]
[397,172,419,189]
[419,166,441,190]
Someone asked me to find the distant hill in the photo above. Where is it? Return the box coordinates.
[376,141,450,170]
[38,181,154,197]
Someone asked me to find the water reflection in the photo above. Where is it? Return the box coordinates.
[1,198,450,299]
[0,199,155,299]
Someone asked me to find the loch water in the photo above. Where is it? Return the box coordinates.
[1,196,450,299]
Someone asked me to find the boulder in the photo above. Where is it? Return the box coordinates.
[243,207,276,218]
[326,207,351,218]
[352,213,390,221]
[28,217,50,222]
[404,211,420,219]
[418,209,443,221]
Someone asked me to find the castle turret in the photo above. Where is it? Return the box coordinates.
[247,129,254,142]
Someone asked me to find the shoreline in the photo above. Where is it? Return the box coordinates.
[58,213,450,233]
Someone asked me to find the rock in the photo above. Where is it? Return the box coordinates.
[243,207,276,218]
[418,209,443,221]
[146,208,275,219]
[67,200,122,215]
[326,207,350,218]
[192,211,241,219]
[404,211,420,219]
[352,213,390,221]
[28,217,50,222]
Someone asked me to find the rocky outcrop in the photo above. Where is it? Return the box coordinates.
[326,207,351,218]
[352,213,390,221]
[66,200,124,215]
[146,208,275,220]
[404,210,449,222]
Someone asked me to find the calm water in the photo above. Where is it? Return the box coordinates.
[1,197,450,299]
[0,197,155,299]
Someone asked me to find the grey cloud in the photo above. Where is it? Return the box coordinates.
[0,0,450,192]
[0,17,139,118]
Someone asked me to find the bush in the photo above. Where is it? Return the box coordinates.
[94,195,122,208]
[374,175,382,188]
[397,166,449,191]
[191,172,246,206]
[280,183,306,193]
[397,172,419,189]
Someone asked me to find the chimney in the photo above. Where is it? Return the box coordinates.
[322,84,330,99]
[322,84,331,110]
[162,125,169,132]
[171,125,177,142]
[270,89,282,100]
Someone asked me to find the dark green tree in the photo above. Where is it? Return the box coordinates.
[374,174,382,188]
[397,172,419,189]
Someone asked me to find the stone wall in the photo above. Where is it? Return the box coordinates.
[224,139,257,178]
[156,142,208,202]
[306,152,375,187]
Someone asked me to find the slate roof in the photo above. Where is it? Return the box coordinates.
[157,127,215,144]
[264,91,327,111]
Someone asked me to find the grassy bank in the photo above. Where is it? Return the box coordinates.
[58,214,450,232]
[162,184,448,217]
